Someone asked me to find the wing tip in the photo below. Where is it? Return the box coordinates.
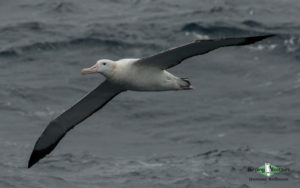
[241,34,275,45]
[194,34,275,43]
[28,141,58,168]
[28,149,44,168]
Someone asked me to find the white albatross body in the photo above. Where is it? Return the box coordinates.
[109,58,189,91]
[28,35,274,168]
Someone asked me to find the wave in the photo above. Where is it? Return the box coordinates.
[19,1,80,14]
[181,22,261,37]
[0,37,158,57]
[0,22,45,33]
[51,2,79,14]
[241,20,265,28]
[0,50,18,57]
[36,152,105,172]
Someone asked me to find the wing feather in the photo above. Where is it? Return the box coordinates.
[28,80,125,168]
[135,35,274,69]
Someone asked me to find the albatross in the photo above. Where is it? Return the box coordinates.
[28,35,274,168]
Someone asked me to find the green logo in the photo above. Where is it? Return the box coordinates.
[256,163,281,177]
[248,162,290,181]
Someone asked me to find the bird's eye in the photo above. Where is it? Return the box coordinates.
[103,63,106,65]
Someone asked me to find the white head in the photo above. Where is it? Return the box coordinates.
[81,59,116,78]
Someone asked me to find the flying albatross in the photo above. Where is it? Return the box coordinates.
[28,35,274,168]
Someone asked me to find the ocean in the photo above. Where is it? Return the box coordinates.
[0,0,299,187]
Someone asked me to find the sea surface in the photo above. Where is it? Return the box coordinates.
[0,0,300,187]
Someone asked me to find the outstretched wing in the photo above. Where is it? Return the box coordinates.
[135,35,274,70]
[28,80,125,168]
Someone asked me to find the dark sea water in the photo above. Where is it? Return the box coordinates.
[1,0,300,187]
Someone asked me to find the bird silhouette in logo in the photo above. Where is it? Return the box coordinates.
[265,162,271,176]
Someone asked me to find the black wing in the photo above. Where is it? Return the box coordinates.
[135,35,274,70]
[28,80,125,168]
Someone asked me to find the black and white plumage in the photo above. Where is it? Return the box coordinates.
[28,35,273,168]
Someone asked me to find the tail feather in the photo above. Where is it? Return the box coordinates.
[179,78,193,90]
